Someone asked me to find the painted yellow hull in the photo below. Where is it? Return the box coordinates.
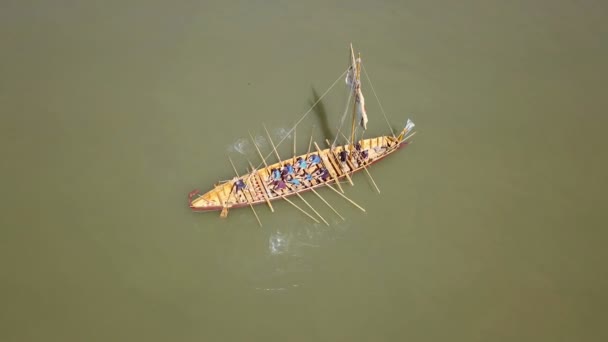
[188,134,410,213]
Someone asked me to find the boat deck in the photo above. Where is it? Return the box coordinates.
[189,135,406,212]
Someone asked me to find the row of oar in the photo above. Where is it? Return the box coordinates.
[226,126,383,227]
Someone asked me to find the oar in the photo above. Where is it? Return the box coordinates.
[313,141,345,193]
[262,127,327,225]
[248,132,275,212]
[306,125,314,160]
[249,131,269,169]
[340,133,380,193]
[325,138,354,186]
[249,163,316,223]
[269,187,320,224]
[402,131,417,141]
[298,171,346,221]
[228,156,262,227]
[263,124,283,167]
[293,126,297,164]
[310,188,345,221]
[362,167,381,194]
[216,184,232,218]
[291,127,329,225]
[324,182,366,212]
[286,183,329,226]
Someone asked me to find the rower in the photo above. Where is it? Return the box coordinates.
[232,178,246,192]
[296,157,308,170]
[274,179,286,190]
[309,154,321,165]
[339,150,348,162]
[308,154,322,171]
[318,167,330,182]
[270,168,281,181]
[304,172,313,181]
[285,162,294,175]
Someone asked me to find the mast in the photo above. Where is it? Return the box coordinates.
[349,44,358,151]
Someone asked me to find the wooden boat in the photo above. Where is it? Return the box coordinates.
[188,44,416,224]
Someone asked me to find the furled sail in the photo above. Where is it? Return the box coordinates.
[348,45,368,133]
[356,87,368,130]
[345,66,355,89]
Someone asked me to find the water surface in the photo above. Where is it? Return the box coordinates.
[1,0,607,341]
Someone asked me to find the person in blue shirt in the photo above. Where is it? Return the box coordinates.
[285,163,294,175]
[232,178,246,193]
[296,157,308,171]
[271,168,281,181]
[308,154,322,172]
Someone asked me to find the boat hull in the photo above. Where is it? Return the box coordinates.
[188,135,411,213]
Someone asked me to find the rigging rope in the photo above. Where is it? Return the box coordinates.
[332,86,353,147]
[362,64,396,138]
[253,68,349,171]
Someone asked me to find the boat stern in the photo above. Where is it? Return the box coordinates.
[188,189,223,212]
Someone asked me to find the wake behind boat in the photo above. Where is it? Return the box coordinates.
[188,43,416,225]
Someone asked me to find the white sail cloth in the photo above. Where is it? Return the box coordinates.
[356,88,368,130]
[346,57,368,130]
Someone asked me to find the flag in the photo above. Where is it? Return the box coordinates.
[405,119,415,133]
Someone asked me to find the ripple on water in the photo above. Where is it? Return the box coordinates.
[269,231,289,255]
[226,138,249,155]
[274,127,292,141]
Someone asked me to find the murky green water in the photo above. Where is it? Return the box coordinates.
[1,1,607,341]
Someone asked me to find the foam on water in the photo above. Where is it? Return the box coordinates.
[226,138,249,155]
[274,127,292,141]
[254,135,267,149]
[269,231,290,255]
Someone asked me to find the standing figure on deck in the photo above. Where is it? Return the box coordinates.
[232,178,246,193]
[339,150,348,163]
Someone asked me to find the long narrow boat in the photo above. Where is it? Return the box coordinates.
[188,44,416,222]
